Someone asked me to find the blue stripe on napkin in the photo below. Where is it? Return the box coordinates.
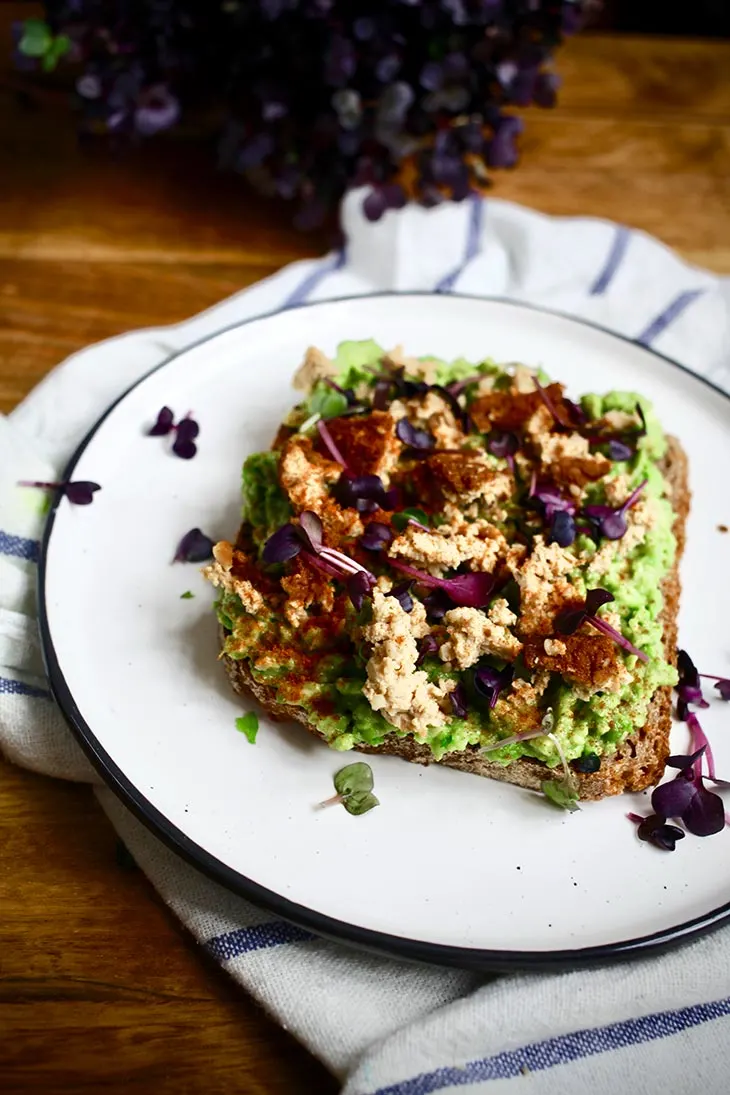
[0,530,40,563]
[435,196,484,293]
[204,920,316,961]
[0,675,52,700]
[283,248,347,310]
[371,996,730,1094]
[637,288,706,346]
[589,226,631,295]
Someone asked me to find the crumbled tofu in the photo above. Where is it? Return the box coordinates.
[488,597,517,627]
[361,591,454,738]
[440,604,522,669]
[597,409,640,431]
[279,435,363,539]
[512,535,578,635]
[538,430,611,487]
[527,633,632,698]
[540,432,591,463]
[203,542,265,615]
[511,364,538,394]
[543,638,567,656]
[389,518,514,576]
[327,411,402,482]
[424,453,514,507]
[491,675,548,735]
[384,345,441,385]
[292,346,338,392]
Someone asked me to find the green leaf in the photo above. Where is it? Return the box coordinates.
[541,778,580,812]
[308,383,348,420]
[180,591,195,599]
[334,761,374,797]
[343,790,379,816]
[392,508,430,532]
[41,34,71,71]
[235,712,259,744]
[18,19,52,57]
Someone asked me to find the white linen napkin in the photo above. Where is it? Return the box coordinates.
[2,191,730,1095]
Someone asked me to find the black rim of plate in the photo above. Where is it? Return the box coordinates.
[37,292,730,972]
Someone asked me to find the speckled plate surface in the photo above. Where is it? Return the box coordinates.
[39,294,730,970]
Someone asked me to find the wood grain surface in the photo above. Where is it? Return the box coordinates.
[1,6,730,1091]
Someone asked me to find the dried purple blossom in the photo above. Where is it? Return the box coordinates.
[173,528,215,564]
[17,480,101,506]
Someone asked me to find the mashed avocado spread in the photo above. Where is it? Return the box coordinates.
[212,341,678,771]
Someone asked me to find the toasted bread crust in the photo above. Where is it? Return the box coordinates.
[219,437,688,801]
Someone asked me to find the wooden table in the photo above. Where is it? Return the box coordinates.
[1,15,729,1091]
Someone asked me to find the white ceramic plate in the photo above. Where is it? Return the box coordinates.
[40,294,730,970]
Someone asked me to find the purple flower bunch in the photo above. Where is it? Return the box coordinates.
[15,1,587,227]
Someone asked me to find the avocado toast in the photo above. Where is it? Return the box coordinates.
[205,341,688,802]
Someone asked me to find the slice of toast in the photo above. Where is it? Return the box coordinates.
[218,437,688,802]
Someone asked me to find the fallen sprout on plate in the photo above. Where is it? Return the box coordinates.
[235,712,259,744]
[17,480,101,505]
[173,528,215,563]
[320,762,379,816]
[628,648,730,851]
[147,406,200,459]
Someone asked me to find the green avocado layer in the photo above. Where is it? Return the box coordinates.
[218,340,678,770]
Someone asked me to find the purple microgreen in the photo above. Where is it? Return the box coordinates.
[473,664,514,709]
[651,776,697,819]
[683,781,726,837]
[17,480,102,506]
[372,378,394,410]
[629,812,685,851]
[555,587,648,662]
[416,633,440,666]
[446,375,483,397]
[319,546,375,582]
[298,510,323,553]
[534,377,572,429]
[388,581,414,613]
[428,384,471,433]
[360,522,394,552]
[333,473,396,513]
[608,439,635,462]
[347,570,376,611]
[667,746,707,772]
[303,552,343,580]
[170,414,200,460]
[316,418,349,468]
[549,510,576,548]
[582,479,647,542]
[148,406,175,435]
[173,527,215,563]
[323,377,357,406]
[262,523,303,564]
[700,674,730,701]
[395,417,435,451]
[687,712,716,781]
[487,431,519,461]
[530,481,576,522]
[423,589,452,622]
[388,559,495,608]
[448,683,469,720]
